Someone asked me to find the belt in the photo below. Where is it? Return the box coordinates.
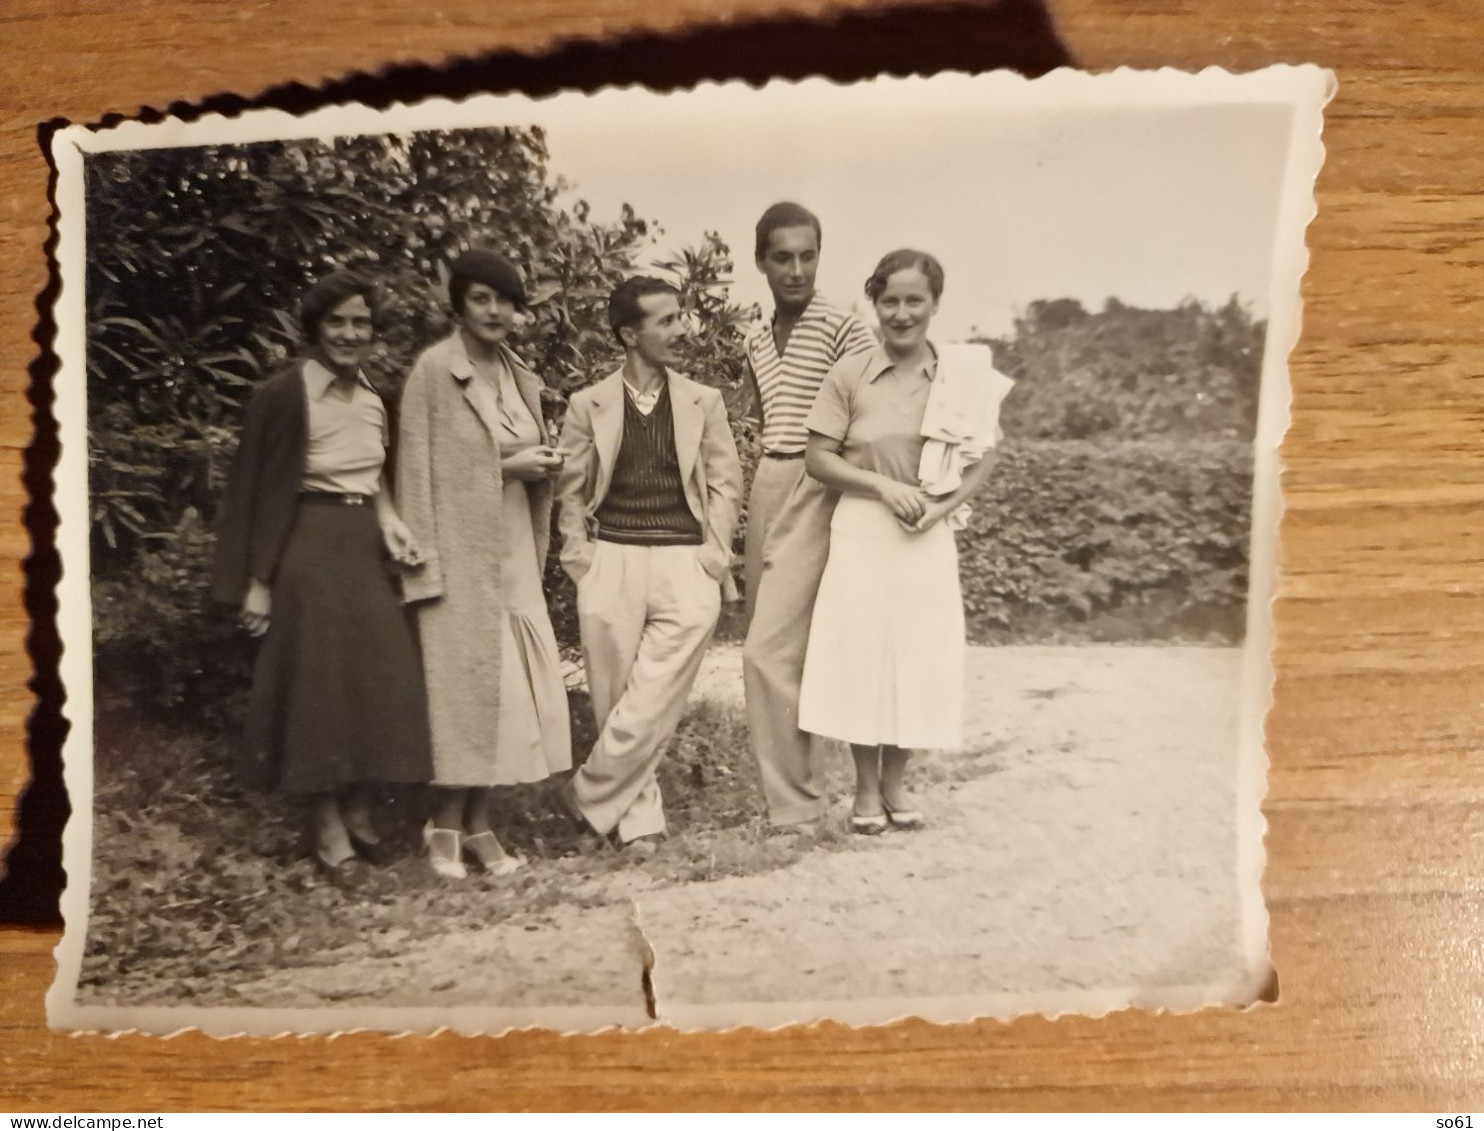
[762,450,807,461]
[299,491,373,506]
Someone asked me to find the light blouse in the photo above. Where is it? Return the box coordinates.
[804,345,939,486]
[300,358,388,495]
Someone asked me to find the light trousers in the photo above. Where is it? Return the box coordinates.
[742,463,838,826]
[572,540,721,842]
[743,456,807,623]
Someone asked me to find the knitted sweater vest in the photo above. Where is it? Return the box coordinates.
[595,384,703,545]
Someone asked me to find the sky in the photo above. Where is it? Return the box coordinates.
[528,95,1294,340]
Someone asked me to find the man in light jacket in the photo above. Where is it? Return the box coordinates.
[554,276,743,853]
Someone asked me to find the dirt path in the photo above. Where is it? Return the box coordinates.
[655,644,1257,1027]
[229,645,1261,1030]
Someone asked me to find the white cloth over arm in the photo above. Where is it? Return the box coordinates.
[917,341,1017,529]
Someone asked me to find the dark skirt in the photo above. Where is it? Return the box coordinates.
[241,501,432,795]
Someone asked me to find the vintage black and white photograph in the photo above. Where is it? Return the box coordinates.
[47,66,1329,1034]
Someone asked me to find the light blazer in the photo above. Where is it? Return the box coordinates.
[556,366,743,585]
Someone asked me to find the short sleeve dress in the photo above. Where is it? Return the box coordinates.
[797,345,966,751]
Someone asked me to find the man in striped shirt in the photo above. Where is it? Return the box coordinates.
[742,202,876,828]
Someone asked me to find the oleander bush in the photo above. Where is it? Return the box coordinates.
[84,130,754,721]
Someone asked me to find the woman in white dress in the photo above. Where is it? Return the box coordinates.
[799,249,998,834]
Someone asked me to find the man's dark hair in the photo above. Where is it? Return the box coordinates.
[754,201,822,262]
[608,276,680,344]
[299,271,379,344]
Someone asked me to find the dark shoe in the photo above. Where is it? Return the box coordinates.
[347,827,399,867]
[570,827,612,855]
[766,819,820,840]
[543,782,608,853]
[543,780,587,831]
[311,847,372,889]
[622,833,666,860]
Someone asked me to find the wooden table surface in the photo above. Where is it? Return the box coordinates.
[3,0,1482,1111]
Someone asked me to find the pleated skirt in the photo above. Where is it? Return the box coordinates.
[487,476,572,785]
[798,494,965,750]
[242,502,432,795]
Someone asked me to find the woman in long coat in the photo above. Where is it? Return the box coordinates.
[398,249,572,878]
[212,270,431,881]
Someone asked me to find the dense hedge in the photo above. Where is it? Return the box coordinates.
[951,295,1263,645]
[959,439,1253,645]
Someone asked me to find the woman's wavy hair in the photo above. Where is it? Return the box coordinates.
[864,249,945,302]
[448,248,528,314]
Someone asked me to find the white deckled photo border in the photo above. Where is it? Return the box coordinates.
[47,64,1332,1036]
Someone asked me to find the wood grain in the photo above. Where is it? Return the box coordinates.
[4,0,1483,1110]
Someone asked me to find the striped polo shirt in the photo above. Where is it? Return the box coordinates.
[744,294,876,455]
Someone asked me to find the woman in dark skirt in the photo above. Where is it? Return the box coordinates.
[212,271,432,881]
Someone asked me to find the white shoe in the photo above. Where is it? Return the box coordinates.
[425,825,468,879]
[463,830,525,876]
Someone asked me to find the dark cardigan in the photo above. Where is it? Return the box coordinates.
[211,363,310,606]
[210,361,399,606]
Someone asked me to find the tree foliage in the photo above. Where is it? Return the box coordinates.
[989,296,1263,442]
[85,129,749,718]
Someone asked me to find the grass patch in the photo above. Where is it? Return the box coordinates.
[80,693,885,1003]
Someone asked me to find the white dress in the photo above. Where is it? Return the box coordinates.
[797,349,965,750]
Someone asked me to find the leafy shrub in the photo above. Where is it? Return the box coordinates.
[955,296,1264,646]
[90,506,253,731]
[85,130,754,717]
[960,438,1253,644]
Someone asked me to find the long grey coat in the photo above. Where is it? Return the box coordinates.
[397,331,554,786]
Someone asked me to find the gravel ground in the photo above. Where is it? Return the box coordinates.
[653,644,1261,1027]
[216,644,1264,1031]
